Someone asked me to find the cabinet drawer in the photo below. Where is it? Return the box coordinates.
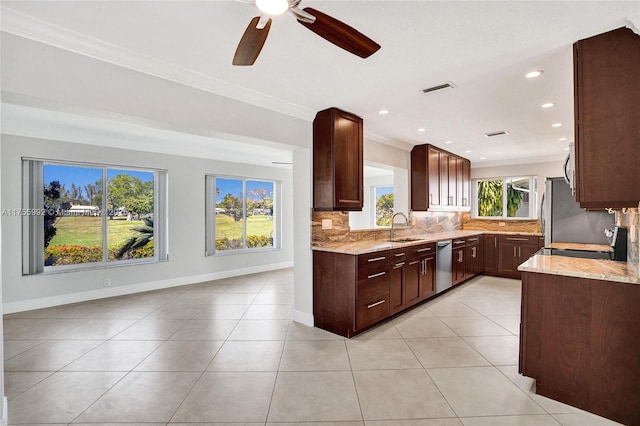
[498,235,540,245]
[356,292,389,330]
[358,251,389,268]
[357,271,390,299]
[407,243,436,259]
[453,238,467,247]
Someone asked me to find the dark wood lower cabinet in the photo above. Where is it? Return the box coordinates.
[314,243,437,338]
[520,272,640,425]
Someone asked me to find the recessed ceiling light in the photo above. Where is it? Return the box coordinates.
[480,157,487,160]
[465,150,471,153]
[558,137,568,141]
[541,102,555,108]
[417,128,426,132]
[444,140,453,144]
[378,109,389,115]
[552,123,563,127]
[526,70,543,78]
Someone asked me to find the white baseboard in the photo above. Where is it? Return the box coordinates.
[3,261,293,314]
[292,309,314,327]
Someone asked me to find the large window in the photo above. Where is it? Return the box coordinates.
[205,176,279,255]
[23,160,167,274]
[473,176,537,219]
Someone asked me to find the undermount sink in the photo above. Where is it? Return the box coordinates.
[391,237,424,243]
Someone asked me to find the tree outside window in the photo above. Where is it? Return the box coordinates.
[375,186,394,227]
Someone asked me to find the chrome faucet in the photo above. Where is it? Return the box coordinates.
[390,212,409,241]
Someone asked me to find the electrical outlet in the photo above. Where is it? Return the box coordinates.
[321,219,332,230]
[498,222,506,227]
[103,278,111,287]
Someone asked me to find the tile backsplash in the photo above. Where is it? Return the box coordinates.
[311,211,541,246]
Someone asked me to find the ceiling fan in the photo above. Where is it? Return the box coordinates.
[233,0,381,66]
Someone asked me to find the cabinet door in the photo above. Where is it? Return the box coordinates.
[389,261,406,315]
[439,152,450,206]
[456,158,464,207]
[574,27,640,208]
[452,246,466,285]
[519,244,539,264]
[498,241,518,278]
[428,147,441,207]
[482,234,499,275]
[448,155,457,207]
[405,259,422,306]
[420,255,436,300]
[466,241,480,278]
[333,111,363,210]
[462,160,471,208]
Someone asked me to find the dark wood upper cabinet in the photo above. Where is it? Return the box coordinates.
[411,144,471,211]
[574,27,640,208]
[313,107,364,211]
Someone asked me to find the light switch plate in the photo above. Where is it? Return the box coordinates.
[322,219,332,230]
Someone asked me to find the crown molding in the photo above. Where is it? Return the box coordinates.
[0,6,316,122]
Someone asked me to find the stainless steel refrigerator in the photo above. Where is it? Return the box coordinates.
[542,177,615,246]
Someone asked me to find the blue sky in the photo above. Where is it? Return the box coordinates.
[44,164,153,190]
[215,177,273,203]
[375,186,393,198]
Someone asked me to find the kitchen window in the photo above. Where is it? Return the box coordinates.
[22,159,168,274]
[472,176,537,219]
[205,175,280,255]
[374,185,394,227]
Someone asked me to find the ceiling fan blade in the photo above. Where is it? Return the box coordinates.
[296,7,380,58]
[233,16,272,66]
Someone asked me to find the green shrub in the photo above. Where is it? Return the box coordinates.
[44,241,154,266]
[215,234,273,251]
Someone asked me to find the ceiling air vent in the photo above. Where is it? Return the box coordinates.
[485,130,510,137]
[422,81,456,95]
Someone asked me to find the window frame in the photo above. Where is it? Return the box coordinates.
[22,158,168,275]
[472,175,537,219]
[205,175,281,256]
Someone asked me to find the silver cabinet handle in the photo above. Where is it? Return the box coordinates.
[514,247,517,257]
[368,256,386,262]
[472,247,476,258]
[417,247,432,252]
[519,246,522,257]
[494,237,497,248]
[368,300,386,309]
[367,272,386,279]
[395,252,406,257]
[468,237,479,242]
[506,237,529,241]
[393,262,405,268]
[458,251,463,262]
[454,240,465,245]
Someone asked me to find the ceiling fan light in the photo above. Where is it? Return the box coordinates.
[255,0,290,15]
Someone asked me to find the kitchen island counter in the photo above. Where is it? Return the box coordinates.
[518,253,639,285]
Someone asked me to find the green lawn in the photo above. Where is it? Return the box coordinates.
[49,215,273,248]
[215,214,273,238]
[49,217,145,247]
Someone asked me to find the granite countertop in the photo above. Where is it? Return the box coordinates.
[518,254,639,285]
[312,230,542,255]
[546,242,612,252]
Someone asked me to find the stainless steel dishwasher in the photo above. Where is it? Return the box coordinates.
[436,240,452,294]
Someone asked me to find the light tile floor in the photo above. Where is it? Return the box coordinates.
[3,269,623,425]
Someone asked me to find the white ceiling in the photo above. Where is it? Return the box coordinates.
[2,0,639,167]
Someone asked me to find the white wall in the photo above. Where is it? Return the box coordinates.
[1,136,295,312]
[471,160,564,214]
[0,136,6,425]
